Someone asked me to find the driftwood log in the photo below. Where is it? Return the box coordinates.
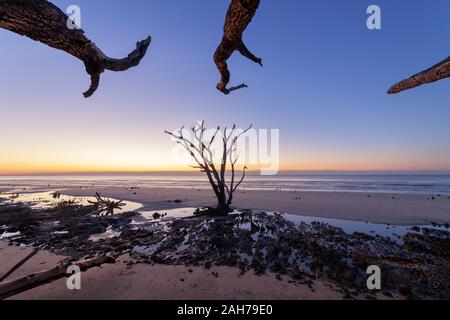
[0,0,151,97]
[0,254,116,300]
[214,0,262,94]
[388,56,450,94]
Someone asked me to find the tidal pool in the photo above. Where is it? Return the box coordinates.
[1,191,142,214]
[279,212,448,243]
[1,190,447,244]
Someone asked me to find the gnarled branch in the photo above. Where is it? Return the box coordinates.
[388,56,450,94]
[214,0,262,94]
[0,0,151,97]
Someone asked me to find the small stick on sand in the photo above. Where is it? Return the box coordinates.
[0,248,40,283]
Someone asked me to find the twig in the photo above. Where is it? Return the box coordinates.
[0,249,40,283]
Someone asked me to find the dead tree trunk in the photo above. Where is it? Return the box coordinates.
[165,121,251,214]
[0,0,151,97]
[214,0,262,94]
[0,254,116,300]
[388,56,450,94]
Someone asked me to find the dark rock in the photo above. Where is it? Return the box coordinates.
[397,284,411,296]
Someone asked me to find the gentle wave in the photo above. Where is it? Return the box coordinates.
[1,173,450,195]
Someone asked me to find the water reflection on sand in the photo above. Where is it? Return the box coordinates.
[1,191,142,214]
[1,190,448,244]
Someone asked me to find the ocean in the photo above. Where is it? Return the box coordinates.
[1,172,450,195]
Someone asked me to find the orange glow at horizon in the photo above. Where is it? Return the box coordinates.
[2,160,450,175]
[2,129,450,175]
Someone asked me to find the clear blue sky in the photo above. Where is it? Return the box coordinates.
[1,0,450,173]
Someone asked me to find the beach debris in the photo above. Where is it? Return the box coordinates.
[55,199,77,209]
[0,248,40,283]
[88,193,126,216]
[52,192,61,199]
[0,254,116,300]
[1,201,449,299]
[152,212,162,220]
[168,199,184,204]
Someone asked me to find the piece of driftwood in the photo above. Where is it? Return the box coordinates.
[214,0,262,94]
[0,248,39,283]
[388,56,450,94]
[88,192,126,216]
[0,0,151,97]
[0,254,116,300]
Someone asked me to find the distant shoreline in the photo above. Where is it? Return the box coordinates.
[1,172,450,196]
[2,170,450,176]
[3,182,450,225]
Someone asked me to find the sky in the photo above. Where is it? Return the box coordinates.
[1,0,450,174]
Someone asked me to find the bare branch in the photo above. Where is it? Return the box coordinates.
[388,56,450,94]
[208,126,220,148]
[0,0,151,98]
[214,0,262,94]
[233,165,248,193]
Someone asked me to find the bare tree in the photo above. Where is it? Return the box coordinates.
[388,56,450,94]
[214,0,262,94]
[0,0,151,97]
[165,121,252,214]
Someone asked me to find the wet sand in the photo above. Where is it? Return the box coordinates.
[0,241,340,300]
[0,187,12,193]
[63,186,450,225]
[1,186,448,300]
[0,242,66,283]
[1,242,402,300]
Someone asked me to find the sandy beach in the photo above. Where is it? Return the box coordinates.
[62,186,450,225]
[1,185,448,300]
[1,243,338,300]
[1,241,403,300]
